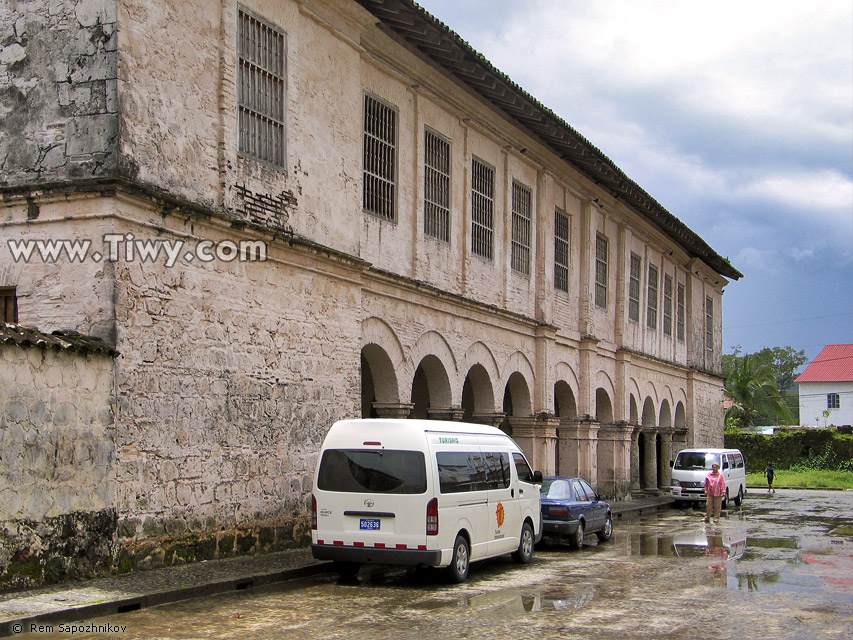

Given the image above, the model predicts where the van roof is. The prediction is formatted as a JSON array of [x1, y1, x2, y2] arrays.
[[676, 448, 741, 454], [331, 418, 510, 437]]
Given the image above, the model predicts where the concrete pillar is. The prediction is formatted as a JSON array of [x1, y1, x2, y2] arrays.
[[597, 421, 633, 499], [508, 415, 557, 474], [630, 425, 642, 492], [641, 428, 659, 493], [658, 427, 675, 490], [557, 416, 599, 480]]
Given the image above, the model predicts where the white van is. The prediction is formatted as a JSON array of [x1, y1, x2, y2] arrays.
[[670, 448, 747, 507], [311, 419, 543, 582]]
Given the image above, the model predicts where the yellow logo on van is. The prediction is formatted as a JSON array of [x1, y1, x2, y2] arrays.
[[495, 502, 505, 527]]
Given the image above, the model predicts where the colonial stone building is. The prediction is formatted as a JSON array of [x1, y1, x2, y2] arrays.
[[0, 0, 740, 587]]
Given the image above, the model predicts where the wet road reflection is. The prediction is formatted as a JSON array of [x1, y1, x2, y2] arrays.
[[15, 490, 853, 640]]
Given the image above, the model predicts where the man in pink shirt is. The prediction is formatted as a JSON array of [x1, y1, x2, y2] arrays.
[[703, 461, 726, 523]]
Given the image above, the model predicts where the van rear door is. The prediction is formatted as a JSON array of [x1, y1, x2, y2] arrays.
[[315, 448, 429, 550]]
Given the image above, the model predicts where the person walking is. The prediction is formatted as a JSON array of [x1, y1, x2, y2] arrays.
[[703, 462, 726, 523], [765, 464, 776, 493]]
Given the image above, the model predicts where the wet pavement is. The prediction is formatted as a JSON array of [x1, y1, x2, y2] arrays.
[[4, 490, 851, 639]]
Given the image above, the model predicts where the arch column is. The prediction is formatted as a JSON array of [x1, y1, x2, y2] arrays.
[[597, 421, 633, 499], [641, 428, 659, 493], [658, 427, 675, 490], [557, 416, 599, 480], [630, 425, 642, 492], [428, 407, 465, 421], [372, 402, 414, 419]]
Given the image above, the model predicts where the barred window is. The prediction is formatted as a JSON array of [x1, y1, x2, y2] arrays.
[[424, 129, 450, 241], [238, 8, 286, 168], [363, 94, 397, 220], [595, 235, 608, 309], [0, 286, 17, 323], [554, 209, 570, 293], [663, 275, 673, 337], [827, 393, 840, 409], [647, 265, 658, 329], [471, 158, 494, 259], [705, 295, 714, 355], [677, 283, 686, 342], [511, 181, 532, 276], [628, 253, 641, 322]]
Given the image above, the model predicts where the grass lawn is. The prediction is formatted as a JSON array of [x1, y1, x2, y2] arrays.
[[746, 469, 853, 490]]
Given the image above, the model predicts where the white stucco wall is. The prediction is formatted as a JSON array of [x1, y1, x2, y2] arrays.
[[799, 381, 853, 427]]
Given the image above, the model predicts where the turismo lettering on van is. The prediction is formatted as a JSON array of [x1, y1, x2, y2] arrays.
[[438, 437, 459, 444]]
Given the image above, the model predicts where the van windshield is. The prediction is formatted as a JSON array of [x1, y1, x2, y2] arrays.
[[317, 449, 427, 494], [674, 452, 721, 470]]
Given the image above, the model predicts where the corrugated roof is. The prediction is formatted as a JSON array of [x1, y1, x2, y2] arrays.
[[0, 322, 117, 356], [795, 344, 853, 383], [354, 0, 742, 281]]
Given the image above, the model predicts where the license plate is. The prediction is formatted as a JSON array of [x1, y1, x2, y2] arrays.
[[360, 518, 381, 531]]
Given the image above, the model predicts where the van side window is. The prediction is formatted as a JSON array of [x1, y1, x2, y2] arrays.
[[735, 454, 744, 468], [483, 452, 511, 489], [437, 452, 488, 493], [512, 452, 534, 483]]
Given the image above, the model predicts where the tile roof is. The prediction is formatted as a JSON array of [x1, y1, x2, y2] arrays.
[[795, 344, 853, 383], [0, 322, 117, 356], [354, 0, 742, 281]]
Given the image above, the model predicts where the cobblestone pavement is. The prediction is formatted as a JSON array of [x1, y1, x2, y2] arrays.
[[0, 495, 675, 637]]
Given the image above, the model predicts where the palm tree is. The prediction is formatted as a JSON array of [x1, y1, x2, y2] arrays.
[[725, 355, 794, 427]]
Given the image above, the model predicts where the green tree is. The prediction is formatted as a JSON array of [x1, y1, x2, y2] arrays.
[[724, 345, 806, 424], [725, 354, 794, 427]]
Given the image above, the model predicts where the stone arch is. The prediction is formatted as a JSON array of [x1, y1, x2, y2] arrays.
[[554, 362, 579, 419], [503, 371, 532, 418], [629, 395, 639, 424], [361, 318, 405, 417], [674, 401, 687, 429], [462, 364, 496, 421], [596, 388, 614, 423], [641, 397, 657, 426], [408, 330, 458, 411], [659, 399, 672, 428]]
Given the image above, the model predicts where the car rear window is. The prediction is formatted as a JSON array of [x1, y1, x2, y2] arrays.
[[317, 449, 427, 494]]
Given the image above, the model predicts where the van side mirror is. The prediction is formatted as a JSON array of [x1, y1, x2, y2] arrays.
[[669, 460, 674, 467], [532, 470, 543, 484]]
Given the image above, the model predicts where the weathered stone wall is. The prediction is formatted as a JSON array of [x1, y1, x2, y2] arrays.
[[0, 0, 119, 186], [0, 340, 115, 590]]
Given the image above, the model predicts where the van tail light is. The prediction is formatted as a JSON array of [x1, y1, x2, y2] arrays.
[[311, 494, 317, 530], [426, 497, 439, 536]]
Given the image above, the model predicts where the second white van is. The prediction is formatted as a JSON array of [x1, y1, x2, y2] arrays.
[[311, 419, 543, 582], [670, 448, 747, 508]]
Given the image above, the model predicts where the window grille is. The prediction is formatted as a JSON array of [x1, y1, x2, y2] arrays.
[[0, 287, 17, 323], [647, 265, 659, 329], [628, 253, 641, 322], [238, 8, 286, 168], [511, 181, 531, 275], [363, 94, 397, 220], [663, 274, 673, 337], [595, 235, 608, 309], [827, 393, 840, 409], [554, 209, 570, 293], [424, 129, 450, 241], [677, 283, 685, 342], [471, 158, 494, 259], [705, 295, 714, 355]]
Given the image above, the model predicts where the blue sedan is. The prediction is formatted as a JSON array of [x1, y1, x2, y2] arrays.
[[540, 476, 613, 549]]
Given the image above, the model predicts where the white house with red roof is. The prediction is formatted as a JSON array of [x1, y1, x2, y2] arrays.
[[795, 344, 853, 427]]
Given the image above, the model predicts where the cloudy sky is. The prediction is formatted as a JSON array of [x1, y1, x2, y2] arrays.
[[417, 0, 853, 365]]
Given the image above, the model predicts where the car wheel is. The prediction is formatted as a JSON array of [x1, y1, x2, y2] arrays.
[[734, 486, 743, 506], [447, 534, 470, 583], [512, 522, 535, 564], [569, 522, 584, 550], [596, 514, 613, 542], [332, 561, 360, 579]]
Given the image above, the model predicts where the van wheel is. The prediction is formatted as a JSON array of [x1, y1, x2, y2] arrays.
[[569, 522, 584, 550], [722, 489, 729, 509], [734, 486, 743, 506], [447, 534, 470, 583], [596, 514, 613, 542], [512, 522, 535, 564]]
